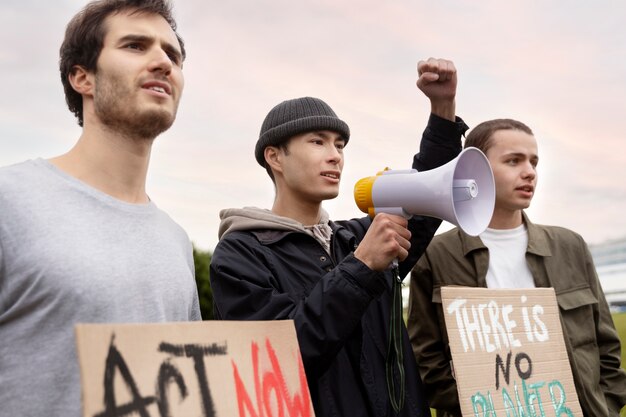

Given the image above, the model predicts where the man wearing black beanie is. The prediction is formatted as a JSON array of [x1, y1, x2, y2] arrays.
[[210, 58, 468, 417]]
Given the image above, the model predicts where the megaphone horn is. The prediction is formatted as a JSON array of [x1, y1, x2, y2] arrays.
[[353, 147, 495, 236]]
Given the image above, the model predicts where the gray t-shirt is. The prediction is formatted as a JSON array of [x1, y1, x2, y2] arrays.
[[0, 159, 201, 416]]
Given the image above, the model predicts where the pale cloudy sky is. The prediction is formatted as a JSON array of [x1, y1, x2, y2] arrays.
[[1, 0, 625, 251]]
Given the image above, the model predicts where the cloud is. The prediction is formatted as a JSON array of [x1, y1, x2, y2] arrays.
[[1, 1, 625, 250]]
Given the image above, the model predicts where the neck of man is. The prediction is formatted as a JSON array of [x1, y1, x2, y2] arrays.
[[487, 207, 524, 230], [271, 193, 323, 226], [50, 122, 153, 204]]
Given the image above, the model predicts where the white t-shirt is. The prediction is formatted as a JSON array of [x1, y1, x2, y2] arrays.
[[480, 224, 536, 289]]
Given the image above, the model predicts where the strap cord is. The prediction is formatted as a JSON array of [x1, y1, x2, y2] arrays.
[[386, 265, 405, 414]]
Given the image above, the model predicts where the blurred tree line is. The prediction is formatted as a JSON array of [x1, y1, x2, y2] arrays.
[[193, 246, 214, 320]]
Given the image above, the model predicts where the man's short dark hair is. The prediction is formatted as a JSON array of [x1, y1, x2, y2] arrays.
[[59, 0, 185, 127], [464, 119, 534, 154]]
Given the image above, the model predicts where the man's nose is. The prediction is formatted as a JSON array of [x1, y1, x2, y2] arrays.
[[521, 161, 536, 179], [148, 47, 173, 75], [327, 146, 342, 164]]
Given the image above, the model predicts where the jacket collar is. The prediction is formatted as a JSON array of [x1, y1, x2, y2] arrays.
[[458, 230, 486, 256], [251, 229, 294, 245], [251, 220, 349, 245], [524, 212, 552, 257], [457, 211, 552, 257]]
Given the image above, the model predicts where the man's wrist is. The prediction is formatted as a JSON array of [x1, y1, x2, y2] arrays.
[[430, 99, 456, 122]]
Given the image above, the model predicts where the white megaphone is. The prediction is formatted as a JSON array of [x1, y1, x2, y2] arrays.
[[354, 147, 495, 236]]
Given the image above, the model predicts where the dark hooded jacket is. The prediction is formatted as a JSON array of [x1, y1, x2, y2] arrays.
[[210, 114, 468, 417]]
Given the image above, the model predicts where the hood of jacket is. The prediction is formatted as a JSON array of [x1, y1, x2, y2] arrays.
[[218, 206, 331, 240]]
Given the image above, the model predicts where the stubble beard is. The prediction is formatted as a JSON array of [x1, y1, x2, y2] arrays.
[[94, 72, 177, 141]]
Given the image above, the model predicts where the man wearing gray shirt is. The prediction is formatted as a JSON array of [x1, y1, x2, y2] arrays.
[[0, 1, 200, 415]]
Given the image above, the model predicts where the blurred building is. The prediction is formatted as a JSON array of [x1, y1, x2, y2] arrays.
[[590, 237, 626, 312]]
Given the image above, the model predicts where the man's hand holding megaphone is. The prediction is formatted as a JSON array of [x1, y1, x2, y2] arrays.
[[353, 213, 412, 271]]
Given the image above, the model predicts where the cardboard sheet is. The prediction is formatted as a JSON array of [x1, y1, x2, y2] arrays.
[[441, 287, 582, 416], [75, 320, 314, 417]]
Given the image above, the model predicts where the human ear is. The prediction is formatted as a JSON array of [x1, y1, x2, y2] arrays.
[[264, 146, 283, 174], [68, 65, 94, 96]]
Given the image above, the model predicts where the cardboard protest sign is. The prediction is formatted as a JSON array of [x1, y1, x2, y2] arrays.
[[441, 287, 583, 417], [75, 320, 314, 417]]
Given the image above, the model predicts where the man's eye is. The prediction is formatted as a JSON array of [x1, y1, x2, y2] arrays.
[[166, 52, 180, 65], [125, 43, 142, 50]]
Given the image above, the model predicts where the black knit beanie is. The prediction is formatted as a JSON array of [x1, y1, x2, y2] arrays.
[[255, 97, 350, 166]]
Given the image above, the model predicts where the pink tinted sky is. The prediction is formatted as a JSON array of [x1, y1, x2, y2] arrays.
[[1, 0, 625, 251]]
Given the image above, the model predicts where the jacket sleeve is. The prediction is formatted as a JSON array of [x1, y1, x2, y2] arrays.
[[400, 113, 468, 278], [583, 242, 626, 413], [210, 233, 388, 374], [412, 113, 467, 172], [407, 252, 462, 416]]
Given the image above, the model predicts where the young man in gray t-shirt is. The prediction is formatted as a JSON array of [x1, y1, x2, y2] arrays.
[[0, 1, 200, 415]]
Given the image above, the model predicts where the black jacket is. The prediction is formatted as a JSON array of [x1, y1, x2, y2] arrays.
[[210, 114, 467, 417]]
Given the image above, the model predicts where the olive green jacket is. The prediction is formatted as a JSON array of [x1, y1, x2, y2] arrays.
[[408, 213, 626, 417]]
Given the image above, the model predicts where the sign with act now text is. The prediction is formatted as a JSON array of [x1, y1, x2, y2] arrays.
[[75, 320, 314, 417]]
